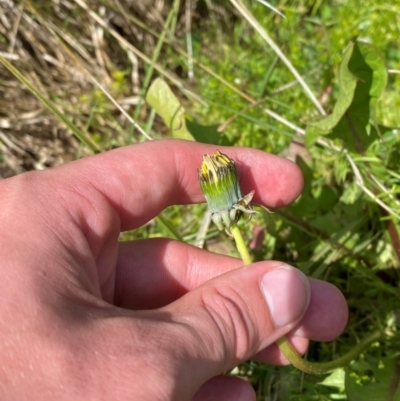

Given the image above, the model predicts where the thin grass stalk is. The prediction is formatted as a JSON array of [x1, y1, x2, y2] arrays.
[[23, 0, 153, 142], [72, 0, 205, 105], [0, 54, 99, 153], [131, 0, 181, 140], [230, 0, 327, 116]]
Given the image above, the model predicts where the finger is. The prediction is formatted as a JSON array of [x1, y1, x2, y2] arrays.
[[97, 262, 309, 398], [252, 279, 348, 365], [98, 261, 345, 398], [115, 240, 348, 341], [192, 376, 256, 401], [47, 139, 303, 231], [114, 238, 242, 309], [292, 278, 348, 341], [115, 239, 348, 365], [154, 261, 311, 385]]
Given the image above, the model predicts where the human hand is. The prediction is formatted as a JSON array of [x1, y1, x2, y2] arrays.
[[0, 139, 348, 401]]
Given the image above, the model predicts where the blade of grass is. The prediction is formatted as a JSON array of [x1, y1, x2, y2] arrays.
[[155, 215, 184, 242], [345, 151, 400, 220], [230, 0, 327, 116], [0, 54, 99, 153], [185, 0, 194, 81], [255, 0, 285, 18], [73, 0, 205, 106], [99, 0, 310, 134], [23, 0, 153, 142], [194, 209, 212, 248], [275, 209, 374, 268], [131, 0, 181, 140]]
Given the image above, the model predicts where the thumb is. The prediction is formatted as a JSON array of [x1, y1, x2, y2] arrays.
[[164, 262, 310, 390]]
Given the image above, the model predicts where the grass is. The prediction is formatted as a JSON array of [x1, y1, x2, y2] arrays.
[[1, 0, 400, 399]]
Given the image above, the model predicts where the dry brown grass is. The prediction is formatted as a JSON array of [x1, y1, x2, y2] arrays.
[[0, 0, 214, 177]]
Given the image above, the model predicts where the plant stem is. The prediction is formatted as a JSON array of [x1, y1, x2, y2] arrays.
[[231, 224, 252, 265], [230, 222, 383, 374], [276, 330, 382, 374]]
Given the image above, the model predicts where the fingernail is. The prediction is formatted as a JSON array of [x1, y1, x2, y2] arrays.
[[260, 265, 310, 328]]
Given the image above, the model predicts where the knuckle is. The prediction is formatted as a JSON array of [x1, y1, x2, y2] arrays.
[[199, 286, 260, 361]]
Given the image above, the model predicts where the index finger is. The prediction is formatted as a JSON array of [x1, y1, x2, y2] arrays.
[[53, 139, 303, 231]]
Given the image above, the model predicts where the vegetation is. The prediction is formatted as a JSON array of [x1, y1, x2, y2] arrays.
[[1, 0, 400, 399]]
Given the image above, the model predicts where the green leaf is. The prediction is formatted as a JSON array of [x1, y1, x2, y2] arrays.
[[305, 41, 387, 153], [185, 119, 231, 146], [359, 42, 387, 124], [146, 78, 193, 140], [346, 357, 400, 401], [146, 79, 231, 145], [320, 368, 346, 390], [340, 182, 362, 205], [305, 43, 357, 147], [289, 156, 325, 218]]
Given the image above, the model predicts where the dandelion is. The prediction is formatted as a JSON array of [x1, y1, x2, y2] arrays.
[[198, 150, 255, 232]]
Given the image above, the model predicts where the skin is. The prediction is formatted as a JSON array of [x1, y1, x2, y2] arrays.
[[0, 139, 348, 401]]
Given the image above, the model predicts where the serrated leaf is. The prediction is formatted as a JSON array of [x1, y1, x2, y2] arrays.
[[358, 42, 387, 123], [146, 78, 193, 140], [305, 41, 387, 152], [305, 43, 356, 147]]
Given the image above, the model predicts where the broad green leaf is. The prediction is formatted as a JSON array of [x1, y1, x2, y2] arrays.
[[146, 78, 193, 140], [314, 186, 339, 213], [320, 368, 345, 390], [358, 41, 387, 124], [305, 43, 356, 147], [346, 357, 400, 401], [146, 79, 230, 145], [185, 119, 231, 146], [305, 41, 387, 152], [310, 211, 342, 235]]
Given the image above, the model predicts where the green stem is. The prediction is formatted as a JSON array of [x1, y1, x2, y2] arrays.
[[276, 330, 383, 374], [230, 223, 383, 374], [231, 224, 252, 265]]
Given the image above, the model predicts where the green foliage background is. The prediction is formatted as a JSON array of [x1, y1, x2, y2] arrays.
[[1, 0, 400, 399]]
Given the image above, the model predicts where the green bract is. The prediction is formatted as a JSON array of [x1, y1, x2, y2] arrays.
[[198, 150, 255, 232]]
